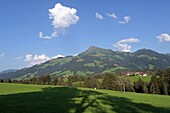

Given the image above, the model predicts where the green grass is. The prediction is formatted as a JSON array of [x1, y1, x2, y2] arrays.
[[84, 63, 95, 67], [0, 83, 170, 113], [76, 71, 86, 76], [126, 76, 151, 84]]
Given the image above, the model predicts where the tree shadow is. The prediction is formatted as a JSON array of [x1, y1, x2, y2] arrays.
[[0, 86, 169, 113]]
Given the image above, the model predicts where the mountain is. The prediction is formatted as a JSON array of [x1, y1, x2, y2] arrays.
[[0, 69, 18, 74], [166, 53, 170, 56], [0, 46, 170, 79]]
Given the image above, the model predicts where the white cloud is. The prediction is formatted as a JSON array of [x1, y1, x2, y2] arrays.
[[115, 43, 131, 52], [73, 54, 78, 56], [25, 54, 50, 65], [24, 54, 33, 62], [51, 31, 58, 37], [119, 16, 131, 24], [118, 38, 139, 43], [114, 38, 140, 52], [25, 53, 65, 66], [106, 13, 117, 19], [40, 3, 79, 39], [95, 12, 103, 20], [157, 33, 170, 42], [39, 32, 52, 39], [49, 3, 79, 28], [124, 16, 131, 23], [39, 32, 43, 38], [33, 54, 50, 61], [51, 54, 65, 59]]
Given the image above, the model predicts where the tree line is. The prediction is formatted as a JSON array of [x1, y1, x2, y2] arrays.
[[134, 69, 170, 95], [0, 69, 170, 95], [0, 73, 134, 92]]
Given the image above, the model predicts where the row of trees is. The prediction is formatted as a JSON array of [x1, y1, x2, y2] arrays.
[[0, 73, 134, 92], [1, 69, 170, 95], [134, 69, 170, 95], [0, 75, 87, 86]]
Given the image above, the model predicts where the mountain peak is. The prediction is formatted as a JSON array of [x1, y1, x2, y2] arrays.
[[87, 46, 101, 52], [79, 46, 111, 57], [134, 48, 159, 54], [85, 46, 112, 54], [133, 48, 163, 58]]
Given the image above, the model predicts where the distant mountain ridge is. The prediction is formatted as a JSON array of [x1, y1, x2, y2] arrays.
[[0, 46, 170, 79], [0, 69, 18, 74]]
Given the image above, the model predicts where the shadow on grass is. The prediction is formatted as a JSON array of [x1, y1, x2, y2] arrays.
[[0, 87, 169, 113]]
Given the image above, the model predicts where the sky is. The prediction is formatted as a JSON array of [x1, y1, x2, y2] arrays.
[[0, 0, 170, 71]]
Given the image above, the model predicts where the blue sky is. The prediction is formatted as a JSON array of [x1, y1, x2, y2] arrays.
[[0, 0, 170, 71]]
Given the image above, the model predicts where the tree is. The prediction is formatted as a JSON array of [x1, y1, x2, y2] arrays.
[[84, 76, 99, 88], [45, 75, 51, 85], [148, 75, 160, 94], [7, 79, 12, 83], [67, 76, 73, 86], [53, 77, 59, 86], [101, 73, 122, 91], [121, 78, 134, 92], [0, 79, 3, 83], [134, 78, 148, 93], [37, 75, 51, 85], [29, 77, 37, 84], [158, 76, 166, 95], [58, 77, 64, 85]]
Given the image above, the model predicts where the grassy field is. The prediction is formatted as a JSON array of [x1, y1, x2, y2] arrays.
[[126, 76, 151, 84], [0, 83, 170, 113]]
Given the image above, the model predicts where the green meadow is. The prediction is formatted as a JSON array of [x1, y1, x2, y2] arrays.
[[126, 76, 151, 84], [0, 83, 170, 113]]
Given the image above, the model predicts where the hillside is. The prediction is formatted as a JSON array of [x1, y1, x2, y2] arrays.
[[0, 46, 170, 79]]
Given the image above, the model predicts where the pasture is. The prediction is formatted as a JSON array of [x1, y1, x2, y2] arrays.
[[0, 83, 170, 113]]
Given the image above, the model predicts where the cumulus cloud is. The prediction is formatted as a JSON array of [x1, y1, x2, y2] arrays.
[[157, 33, 170, 42], [33, 54, 50, 61], [95, 12, 103, 20], [114, 38, 140, 52], [25, 54, 50, 65], [106, 13, 117, 19], [0, 53, 5, 58], [25, 54, 33, 62], [51, 54, 65, 59], [40, 3, 79, 39], [25, 53, 65, 66], [49, 3, 79, 28], [119, 16, 131, 24]]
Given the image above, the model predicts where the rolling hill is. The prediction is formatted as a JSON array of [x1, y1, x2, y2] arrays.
[[0, 46, 170, 79]]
